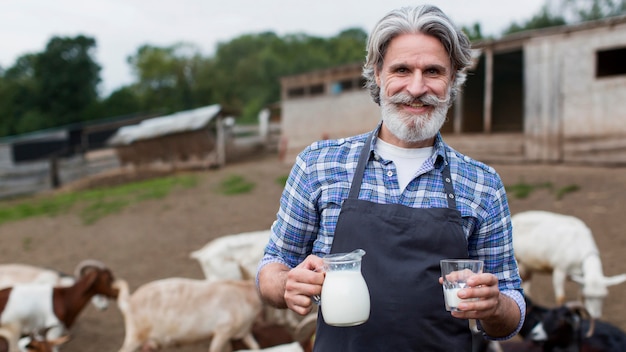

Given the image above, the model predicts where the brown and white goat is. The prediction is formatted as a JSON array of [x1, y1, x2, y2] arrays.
[[0, 262, 118, 352], [114, 277, 263, 352], [0, 261, 111, 310]]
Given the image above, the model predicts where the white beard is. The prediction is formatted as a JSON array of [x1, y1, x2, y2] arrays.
[[380, 88, 451, 143]]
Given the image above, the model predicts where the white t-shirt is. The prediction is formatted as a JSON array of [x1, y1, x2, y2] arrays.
[[375, 137, 433, 192]]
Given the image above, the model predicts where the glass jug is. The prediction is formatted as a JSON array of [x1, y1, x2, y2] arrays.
[[320, 248, 370, 326]]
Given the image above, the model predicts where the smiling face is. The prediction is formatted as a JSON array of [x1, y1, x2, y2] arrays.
[[375, 33, 454, 148]]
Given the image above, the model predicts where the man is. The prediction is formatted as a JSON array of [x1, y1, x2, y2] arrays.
[[257, 4, 524, 351]]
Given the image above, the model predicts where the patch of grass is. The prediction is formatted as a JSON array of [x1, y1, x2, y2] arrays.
[[276, 174, 289, 186], [505, 181, 553, 199], [505, 180, 581, 200], [218, 175, 255, 195], [555, 184, 580, 200], [22, 237, 32, 251], [80, 198, 131, 225], [0, 174, 198, 226]]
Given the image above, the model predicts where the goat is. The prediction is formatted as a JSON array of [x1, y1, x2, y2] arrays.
[[0, 262, 118, 352], [189, 230, 271, 282], [0, 261, 110, 310], [114, 277, 263, 352], [511, 210, 626, 318], [190, 230, 315, 330], [232, 313, 316, 352]]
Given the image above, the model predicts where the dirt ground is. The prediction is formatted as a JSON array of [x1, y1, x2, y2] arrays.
[[2, 151, 626, 351]]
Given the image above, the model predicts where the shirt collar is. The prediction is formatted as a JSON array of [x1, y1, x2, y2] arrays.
[[369, 122, 448, 168]]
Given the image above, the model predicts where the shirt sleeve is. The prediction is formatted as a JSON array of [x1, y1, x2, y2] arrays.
[[258, 147, 320, 274], [476, 289, 526, 340], [468, 171, 525, 339]]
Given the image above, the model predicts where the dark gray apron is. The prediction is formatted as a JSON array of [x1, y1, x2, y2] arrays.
[[314, 131, 473, 351]]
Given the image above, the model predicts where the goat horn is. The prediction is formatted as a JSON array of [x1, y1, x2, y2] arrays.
[[74, 259, 107, 278], [564, 301, 595, 338]]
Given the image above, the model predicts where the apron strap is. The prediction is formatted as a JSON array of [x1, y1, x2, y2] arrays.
[[348, 131, 375, 199], [441, 162, 457, 209]]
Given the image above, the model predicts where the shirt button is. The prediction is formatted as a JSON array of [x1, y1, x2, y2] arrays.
[[387, 171, 393, 177]]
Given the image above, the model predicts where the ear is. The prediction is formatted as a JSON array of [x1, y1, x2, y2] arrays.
[[375, 67, 381, 88], [604, 274, 626, 287]]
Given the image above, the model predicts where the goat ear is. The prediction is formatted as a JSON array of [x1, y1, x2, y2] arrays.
[[604, 274, 626, 287], [571, 274, 585, 285]]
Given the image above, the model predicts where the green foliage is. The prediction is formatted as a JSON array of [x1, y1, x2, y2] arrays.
[[505, 180, 580, 200], [555, 184, 580, 200], [0, 174, 198, 226], [503, 0, 626, 35], [462, 23, 488, 42], [506, 181, 553, 199], [217, 175, 255, 195], [36, 36, 101, 125], [0, 36, 101, 136], [276, 175, 289, 186], [503, 5, 567, 35]]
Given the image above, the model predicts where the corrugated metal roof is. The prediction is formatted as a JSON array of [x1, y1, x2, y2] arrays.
[[107, 104, 221, 146]]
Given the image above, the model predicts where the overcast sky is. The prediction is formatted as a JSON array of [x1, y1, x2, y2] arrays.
[[2, 0, 546, 96]]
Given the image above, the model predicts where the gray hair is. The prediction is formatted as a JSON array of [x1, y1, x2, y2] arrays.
[[363, 5, 473, 105]]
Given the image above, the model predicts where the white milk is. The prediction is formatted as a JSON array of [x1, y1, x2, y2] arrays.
[[444, 287, 463, 310], [321, 270, 370, 326]]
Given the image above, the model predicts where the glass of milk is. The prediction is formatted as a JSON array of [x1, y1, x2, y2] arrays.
[[320, 249, 370, 326], [440, 259, 484, 312]]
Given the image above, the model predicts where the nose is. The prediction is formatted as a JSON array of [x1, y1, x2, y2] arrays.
[[406, 71, 428, 97]]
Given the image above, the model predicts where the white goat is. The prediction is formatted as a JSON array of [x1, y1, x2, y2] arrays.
[[0, 262, 118, 352], [512, 210, 626, 318], [189, 230, 271, 282], [114, 277, 263, 352], [190, 230, 315, 330]]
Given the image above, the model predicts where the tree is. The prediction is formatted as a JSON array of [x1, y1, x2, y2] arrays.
[[503, 5, 566, 35], [462, 23, 487, 42], [503, 0, 626, 35], [127, 43, 206, 113], [35, 35, 101, 125], [559, 0, 626, 21], [0, 54, 43, 135]]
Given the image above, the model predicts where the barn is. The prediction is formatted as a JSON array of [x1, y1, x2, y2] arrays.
[[278, 15, 626, 165], [107, 104, 230, 169]]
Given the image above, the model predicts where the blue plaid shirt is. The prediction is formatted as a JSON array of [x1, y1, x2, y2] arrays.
[[260, 125, 525, 339]]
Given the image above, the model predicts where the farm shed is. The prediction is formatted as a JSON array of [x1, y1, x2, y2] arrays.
[[279, 15, 626, 166], [107, 104, 232, 168]]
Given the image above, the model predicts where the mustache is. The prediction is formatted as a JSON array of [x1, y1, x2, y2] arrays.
[[387, 92, 449, 106]]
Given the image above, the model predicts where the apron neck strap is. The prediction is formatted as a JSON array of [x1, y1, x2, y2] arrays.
[[348, 131, 375, 199]]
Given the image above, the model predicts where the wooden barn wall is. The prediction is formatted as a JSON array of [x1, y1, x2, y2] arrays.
[[115, 128, 216, 168], [525, 22, 626, 165]]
